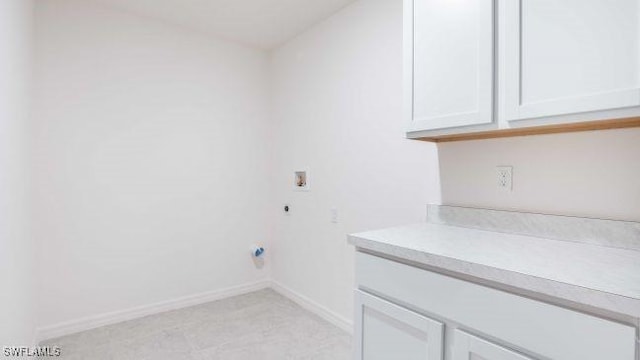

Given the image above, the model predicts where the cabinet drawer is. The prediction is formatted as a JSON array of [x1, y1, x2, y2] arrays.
[[356, 252, 636, 360]]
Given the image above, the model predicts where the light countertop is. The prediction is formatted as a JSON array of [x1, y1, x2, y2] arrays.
[[348, 222, 640, 320]]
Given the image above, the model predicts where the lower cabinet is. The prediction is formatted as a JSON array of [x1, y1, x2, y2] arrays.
[[354, 252, 637, 360], [453, 330, 533, 360], [355, 290, 444, 360], [354, 290, 532, 360]]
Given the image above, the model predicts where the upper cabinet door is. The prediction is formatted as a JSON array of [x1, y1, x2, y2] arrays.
[[355, 290, 444, 360], [453, 330, 534, 360], [501, 0, 640, 122], [406, 0, 495, 133]]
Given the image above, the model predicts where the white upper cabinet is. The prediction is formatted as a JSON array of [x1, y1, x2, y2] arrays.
[[405, 0, 495, 133], [501, 0, 640, 122], [406, 0, 640, 139]]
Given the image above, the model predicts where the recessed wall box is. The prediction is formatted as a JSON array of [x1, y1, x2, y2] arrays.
[[294, 170, 310, 191]]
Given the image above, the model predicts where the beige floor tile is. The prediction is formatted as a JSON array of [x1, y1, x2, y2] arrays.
[[41, 289, 352, 360]]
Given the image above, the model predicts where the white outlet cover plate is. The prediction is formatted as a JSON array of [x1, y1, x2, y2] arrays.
[[496, 166, 513, 191], [330, 207, 338, 223]]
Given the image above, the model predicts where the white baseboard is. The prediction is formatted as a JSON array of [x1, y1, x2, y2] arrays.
[[36, 279, 354, 343], [270, 280, 353, 334], [36, 280, 270, 343]]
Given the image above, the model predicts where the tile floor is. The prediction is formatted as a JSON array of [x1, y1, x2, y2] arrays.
[[41, 289, 352, 359]]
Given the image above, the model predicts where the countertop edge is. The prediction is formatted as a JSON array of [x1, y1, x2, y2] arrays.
[[348, 234, 640, 321]]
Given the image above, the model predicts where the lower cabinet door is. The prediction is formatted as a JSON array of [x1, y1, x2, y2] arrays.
[[453, 330, 534, 360], [355, 290, 444, 360]]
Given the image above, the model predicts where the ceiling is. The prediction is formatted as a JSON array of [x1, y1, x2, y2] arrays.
[[89, 0, 357, 49]]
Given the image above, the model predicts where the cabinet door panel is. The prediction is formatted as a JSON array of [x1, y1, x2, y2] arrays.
[[502, 0, 640, 121], [453, 330, 534, 360], [408, 0, 494, 131], [355, 290, 444, 360], [356, 252, 637, 360]]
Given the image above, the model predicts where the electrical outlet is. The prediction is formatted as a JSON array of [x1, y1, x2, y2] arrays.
[[496, 166, 513, 191], [330, 207, 338, 223]]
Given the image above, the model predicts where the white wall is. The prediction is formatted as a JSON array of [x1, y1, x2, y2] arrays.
[[270, 0, 440, 325], [33, 0, 272, 329], [439, 128, 640, 222], [0, 0, 37, 345]]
